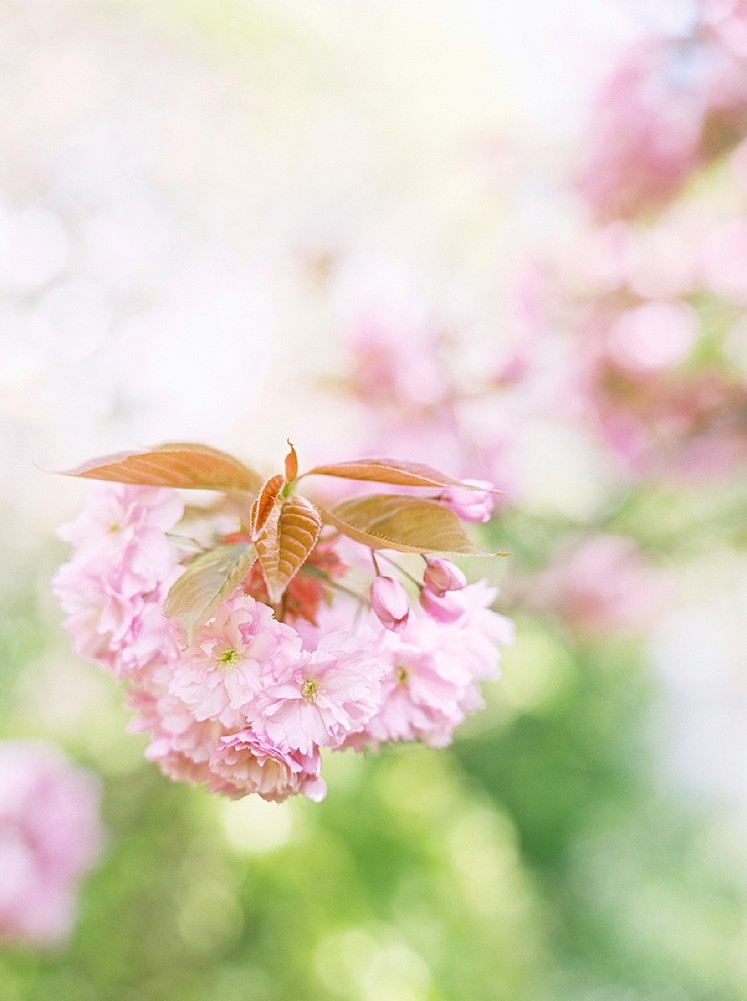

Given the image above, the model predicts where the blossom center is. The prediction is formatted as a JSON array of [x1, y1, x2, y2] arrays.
[[216, 648, 239, 668], [396, 665, 409, 685], [301, 678, 318, 703]]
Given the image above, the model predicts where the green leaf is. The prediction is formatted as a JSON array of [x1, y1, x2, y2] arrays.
[[256, 496, 322, 603], [322, 494, 503, 556], [303, 457, 500, 492], [61, 442, 263, 493], [164, 543, 257, 644]]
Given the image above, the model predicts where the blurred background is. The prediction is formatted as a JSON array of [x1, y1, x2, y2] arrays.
[[2, 0, 747, 998]]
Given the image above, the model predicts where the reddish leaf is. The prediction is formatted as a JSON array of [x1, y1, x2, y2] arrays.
[[322, 494, 503, 556], [164, 543, 257, 643], [256, 496, 322, 603], [284, 440, 299, 482], [62, 443, 263, 493], [250, 474, 285, 539], [303, 457, 500, 492]]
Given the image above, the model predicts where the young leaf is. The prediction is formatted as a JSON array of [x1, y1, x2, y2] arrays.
[[62, 443, 263, 493], [250, 474, 285, 538], [256, 496, 322, 603], [303, 457, 500, 492], [284, 440, 299, 482], [322, 494, 503, 556], [164, 543, 257, 644]]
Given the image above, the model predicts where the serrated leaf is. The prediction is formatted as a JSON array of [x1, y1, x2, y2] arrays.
[[250, 474, 285, 538], [62, 443, 263, 493], [256, 496, 322, 603], [322, 494, 501, 556], [303, 457, 500, 492], [164, 543, 257, 644]]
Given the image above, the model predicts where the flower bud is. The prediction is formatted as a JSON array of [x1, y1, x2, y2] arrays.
[[440, 479, 495, 523], [370, 576, 410, 631], [423, 558, 467, 597], [419, 586, 464, 624]]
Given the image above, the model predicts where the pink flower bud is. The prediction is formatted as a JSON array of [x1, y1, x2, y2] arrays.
[[423, 558, 467, 597], [370, 576, 410, 631], [440, 480, 495, 523], [419, 587, 464, 624]]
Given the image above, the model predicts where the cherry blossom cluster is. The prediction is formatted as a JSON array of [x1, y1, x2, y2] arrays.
[[0, 741, 103, 946], [54, 482, 513, 804]]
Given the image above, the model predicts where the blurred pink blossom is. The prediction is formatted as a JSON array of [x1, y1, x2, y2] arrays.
[[576, 42, 702, 221], [0, 741, 103, 947], [535, 534, 667, 636]]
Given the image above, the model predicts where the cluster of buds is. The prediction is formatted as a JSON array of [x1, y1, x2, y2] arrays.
[[54, 443, 512, 803]]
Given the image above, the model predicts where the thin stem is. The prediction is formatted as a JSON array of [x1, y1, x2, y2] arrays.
[[376, 550, 422, 588]]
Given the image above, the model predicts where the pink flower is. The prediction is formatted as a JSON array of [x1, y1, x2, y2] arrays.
[[53, 484, 184, 681], [249, 632, 384, 754], [127, 682, 226, 788], [168, 593, 301, 727], [210, 731, 326, 802], [439, 480, 495, 522], [419, 587, 464, 624], [352, 585, 513, 749], [536, 534, 666, 636], [423, 558, 466, 597], [0, 741, 103, 947], [58, 484, 183, 581], [53, 558, 181, 680], [370, 576, 410, 631]]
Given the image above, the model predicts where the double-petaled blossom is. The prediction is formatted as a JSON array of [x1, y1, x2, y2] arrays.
[[168, 593, 301, 727], [249, 632, 384, 754], [53, 485, 184, 681], [55, 481, 512, 803], [210, 731, 326, 802]]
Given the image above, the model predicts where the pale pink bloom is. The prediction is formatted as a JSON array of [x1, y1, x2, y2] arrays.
[[423, 558, 467, 597], [169, 592, 301, 727], [54, 484, 184, 681], [440, 479, 495, 522], [58, 484, 183, 581], [0, 741, 103, 947], [370, 575, 410, 631], [353, 586, 512, 749], [359, 616, 470, 748], [53, 558, 180, 680], [210, 731, 326, 802], [249, 632, 384, 754], [419, 587, 464, 624], [437, 581, 515, 682]]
